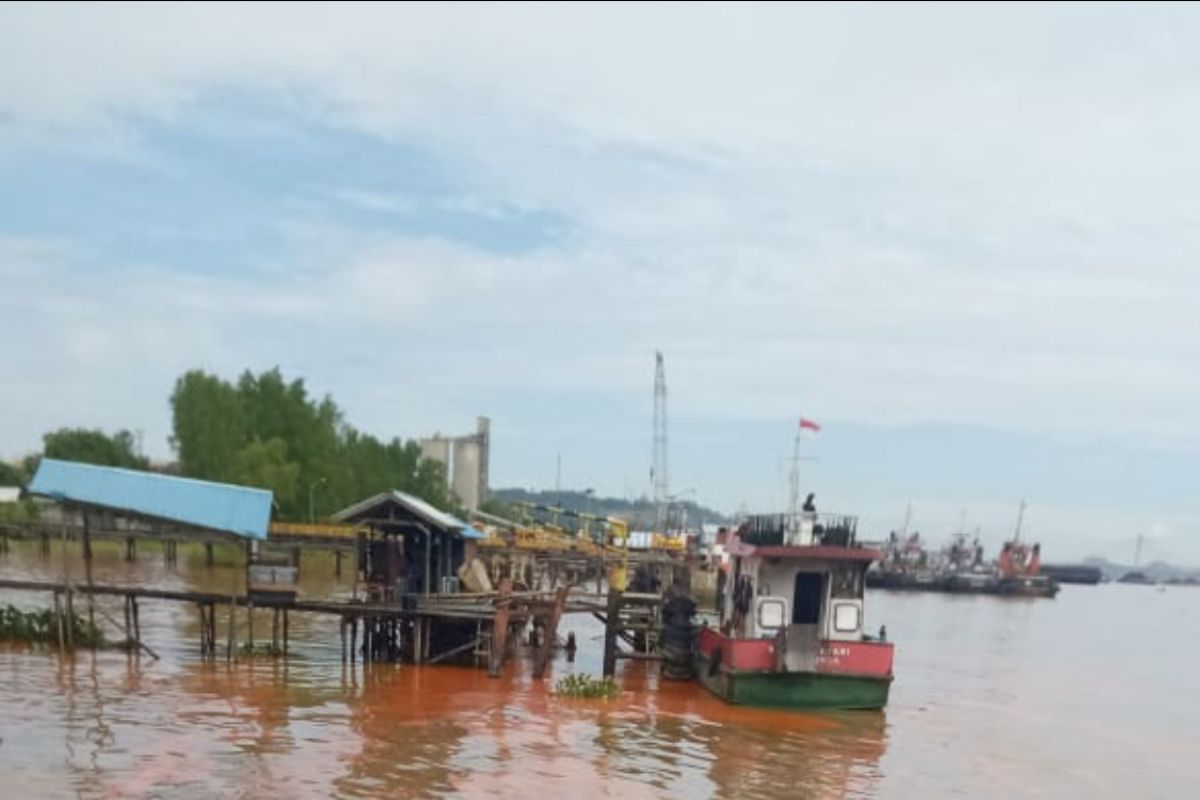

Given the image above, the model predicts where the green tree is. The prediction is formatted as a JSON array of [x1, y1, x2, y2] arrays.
[[170, 371, 246, 480], [0, 460, 25, 486], [228, 438, 300, 513], [168, 366, 452, 519], [42, 428, 148, 469]]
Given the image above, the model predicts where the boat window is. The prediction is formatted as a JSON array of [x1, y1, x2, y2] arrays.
[[831, 565, 863, 599], [833, 602, 861, 633], [757, 598, 787, 630]]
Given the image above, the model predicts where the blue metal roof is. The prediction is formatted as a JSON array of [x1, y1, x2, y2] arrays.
[[28, 459, 273, 540]]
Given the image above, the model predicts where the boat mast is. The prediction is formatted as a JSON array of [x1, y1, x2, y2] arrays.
[[1013, 499, 1026, 543], [787, 423, 802, 535], [1134, 532, 1144, 567]]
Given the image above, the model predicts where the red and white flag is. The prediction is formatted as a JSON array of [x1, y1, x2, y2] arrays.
[[799, 417, 821, 432]]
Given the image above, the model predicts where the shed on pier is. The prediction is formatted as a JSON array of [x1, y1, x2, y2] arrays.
[[332, 490, 483, 601], [27, 458, 273, 540]]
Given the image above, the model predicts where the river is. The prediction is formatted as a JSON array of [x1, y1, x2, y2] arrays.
[[1, 540, 1197, 799]]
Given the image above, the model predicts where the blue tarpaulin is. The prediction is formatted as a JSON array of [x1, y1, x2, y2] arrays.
[[28, 458, 273, 540]]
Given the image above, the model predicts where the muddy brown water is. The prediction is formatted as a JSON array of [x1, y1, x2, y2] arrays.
[[1, 540, 1197, 798]]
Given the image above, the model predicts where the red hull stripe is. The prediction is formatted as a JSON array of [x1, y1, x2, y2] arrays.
[[697, 627, 894, 678]]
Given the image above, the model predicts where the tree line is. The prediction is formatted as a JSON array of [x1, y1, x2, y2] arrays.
[[2, 368, 450, 521]]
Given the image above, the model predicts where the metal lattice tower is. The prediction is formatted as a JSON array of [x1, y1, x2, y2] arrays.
[[651, 350, 669, 529]]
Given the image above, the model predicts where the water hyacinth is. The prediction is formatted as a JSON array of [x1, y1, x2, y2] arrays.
[[554, 673, 619, 699], [0, 604, 105, 648]]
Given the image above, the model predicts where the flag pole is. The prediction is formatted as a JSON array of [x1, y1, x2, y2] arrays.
[[787, 420, 802, 538]]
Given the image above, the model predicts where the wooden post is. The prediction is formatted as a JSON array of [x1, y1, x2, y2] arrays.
[[488, 578, 513, 678], [282, 609, 289, 657], [603, 588, 621, 677], [533, 586, 568, 679], [272, 608, 280, 655], [124, 595, 133, 650], [54, 591, 65, 652], [340, 616, 347, 663], [125, 537, 136, 562], [350, 616, 358, 665], [334, 549, 343, 578], [205, 542, 214, 568], [199, 603, 208, 658], [226, 602, 236, 664], [247, 604, 254, 653], [82, 512, 95, 641]]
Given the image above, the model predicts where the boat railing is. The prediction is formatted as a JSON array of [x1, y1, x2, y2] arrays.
[[739, 513, 859, 547]]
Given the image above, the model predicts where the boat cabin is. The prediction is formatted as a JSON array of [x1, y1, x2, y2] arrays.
[[726, 514, 872, 635]]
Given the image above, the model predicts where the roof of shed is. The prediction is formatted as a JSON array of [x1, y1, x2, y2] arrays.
[[27, 458, 273, 540], [332, 490, 483, 539]]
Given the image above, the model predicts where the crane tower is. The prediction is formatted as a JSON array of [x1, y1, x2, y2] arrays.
[[651, 350, 669, 529]]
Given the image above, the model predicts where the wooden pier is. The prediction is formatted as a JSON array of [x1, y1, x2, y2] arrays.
[[0, 575, 610, 671]]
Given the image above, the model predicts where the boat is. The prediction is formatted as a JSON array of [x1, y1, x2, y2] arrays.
[[1040, 564, 1103, 585], [1116, 535, 1156, 585], [695, 509, 894, 711], [866, 503, 1059, 598]]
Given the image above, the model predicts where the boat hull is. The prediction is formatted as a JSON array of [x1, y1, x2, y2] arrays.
[[694, 654, 891, 711], [867, 570, 1059, 598]]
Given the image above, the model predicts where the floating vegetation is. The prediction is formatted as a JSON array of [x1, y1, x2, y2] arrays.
[[554, 673, 619, 699], [239, 642, 284, 657], [0, 604, 105, 648]]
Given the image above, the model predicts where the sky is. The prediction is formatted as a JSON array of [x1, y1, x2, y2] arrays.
[[2, 2, 1199, 563]]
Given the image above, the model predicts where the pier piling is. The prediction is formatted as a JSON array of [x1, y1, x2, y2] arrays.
[[603, 589, 621, 677], [488, 579, 513, 678]]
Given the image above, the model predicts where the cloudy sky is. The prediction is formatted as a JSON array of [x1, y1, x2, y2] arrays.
[[2, 3, 1198, 562]]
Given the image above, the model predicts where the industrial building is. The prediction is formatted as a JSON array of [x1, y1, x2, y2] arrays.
[[419, 417, 490, 511]]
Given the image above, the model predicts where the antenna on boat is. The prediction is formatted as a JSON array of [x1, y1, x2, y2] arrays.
[[1013, 499, 1026, 542], [901, 503, 913, 536]]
